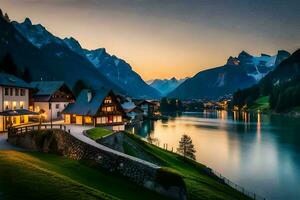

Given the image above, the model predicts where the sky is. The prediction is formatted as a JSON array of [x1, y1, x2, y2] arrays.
[[1, 0, 299, 80]]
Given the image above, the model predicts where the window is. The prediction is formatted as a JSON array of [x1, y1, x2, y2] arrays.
[[84, 116, 93, 124], [97, 117, 107, 124], [4, 88, 9, 96], [12, 101, 17, 110], [113, 115, 123, 123], [20, 89, 25, 96], [20, 101, 24, 109], [102, 106, 116, 112], [15, 88, 19, 96], [56, 104, 60, 109], [9, 88, 13, 96], [4, 101, 9, 110], [104, 96, 112, 104], [20, 116, 25, 123]]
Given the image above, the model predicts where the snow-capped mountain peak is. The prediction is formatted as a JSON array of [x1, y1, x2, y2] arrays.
[[148, 77, 188, 96]]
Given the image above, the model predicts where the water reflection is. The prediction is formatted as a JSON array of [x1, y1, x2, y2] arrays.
[[127, 111, 300, 200]]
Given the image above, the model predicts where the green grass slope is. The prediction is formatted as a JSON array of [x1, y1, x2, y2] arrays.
[[86, 127, 112, 140], [248, 96, 270, 112], [122, 133, 250, 200], [0, 150, 168, 200]]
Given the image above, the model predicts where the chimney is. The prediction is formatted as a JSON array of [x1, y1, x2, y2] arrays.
[[87, 90, 92, 102]]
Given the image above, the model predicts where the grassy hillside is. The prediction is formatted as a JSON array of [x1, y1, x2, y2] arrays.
[[0, 150, 168, 200], [248, 96, 270, 112], [86, 127, 112, 140], [116, 132, 250, 200]]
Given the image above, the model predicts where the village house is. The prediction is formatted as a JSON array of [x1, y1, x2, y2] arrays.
[[134, 100, 156, 117], [62, 88, 126, 131], [121, 100, 144, 124], [0, 72, 37, 132], [30, 81, 75, 121]]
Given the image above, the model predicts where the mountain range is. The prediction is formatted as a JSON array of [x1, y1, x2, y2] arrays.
[[0, 13, 126, 95], [232, 49, 300, 112], [168, 50, 290, 100], [8, 16, 160, 98], [0, 11, 293, 101], [146, 77, 188, 96]]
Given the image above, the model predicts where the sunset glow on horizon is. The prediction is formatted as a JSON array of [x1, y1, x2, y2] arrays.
[[1, 0, 299, 80]]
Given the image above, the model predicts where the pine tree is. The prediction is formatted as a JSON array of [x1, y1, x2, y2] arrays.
[[0, 53, 18, 76], [22, 67, 32, 82], [177, 134, 196, 160], [73, 79, 89, 97]]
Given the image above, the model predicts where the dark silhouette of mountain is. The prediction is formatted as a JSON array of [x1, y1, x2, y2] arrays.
[[0, 13, 124, 94], [13, 17, 160, 99], [168, 64, 256, 100], [168, 50, 289, 100]]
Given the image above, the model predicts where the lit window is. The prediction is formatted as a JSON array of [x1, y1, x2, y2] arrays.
[[20, 116, 25, 123], [12, 101, 17, 110], [35, 106, 40, 112], [4, 101, 9, 110], [104, 96, 112, 104], [20, 101, 24, 109], [97, 117, 107, 124], [113, 115, 123, 123]]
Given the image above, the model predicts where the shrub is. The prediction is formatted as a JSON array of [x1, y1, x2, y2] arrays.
[[155, 167, 186, 189]]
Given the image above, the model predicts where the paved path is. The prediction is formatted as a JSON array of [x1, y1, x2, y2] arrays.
[[0, 133, 24, 151], [66, 125, 159, 168]]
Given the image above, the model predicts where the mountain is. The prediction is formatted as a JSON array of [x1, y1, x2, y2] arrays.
[[13, 18, 160, 99], [0, 14, 124, 95], [147, 77, 188, 96], [232, 49, 300, 112], [168, 51, 289, 100]]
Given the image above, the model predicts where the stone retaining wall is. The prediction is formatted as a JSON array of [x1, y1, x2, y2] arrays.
[[8, 129, 187, 200]]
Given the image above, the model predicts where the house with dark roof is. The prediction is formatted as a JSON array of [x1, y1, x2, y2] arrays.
[[30, 81, 75, 121], [121, 101, 143, 124], [63, 88, 126, 131], [0, 72, 38, 131], [134, 100, 156, 117]]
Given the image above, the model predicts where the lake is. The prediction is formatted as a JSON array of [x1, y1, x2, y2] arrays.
[[127, 111, 300, 200]]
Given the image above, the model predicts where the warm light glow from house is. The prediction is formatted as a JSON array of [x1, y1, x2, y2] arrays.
[[12, 101, 17, 110], [20, 101, 24, 109], [4, 101, 9, 110]]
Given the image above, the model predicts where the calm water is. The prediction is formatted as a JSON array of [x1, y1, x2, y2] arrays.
[[128, 111, 300, 200]]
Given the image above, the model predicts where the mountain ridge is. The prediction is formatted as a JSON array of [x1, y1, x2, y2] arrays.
[[13, 18, 160, 99], [168, 50, 290, 100], [0, 13, 125, 95], [147, 77, 188, 96]]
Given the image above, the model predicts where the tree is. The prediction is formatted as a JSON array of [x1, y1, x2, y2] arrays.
[[0, 53, 18, 76], [160, 97, 169, 112], [22, 67, 32, 82], [72, 79, 89, 97], [177, 134, 196, 160]]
